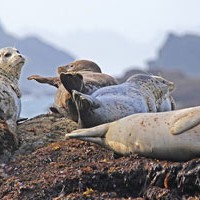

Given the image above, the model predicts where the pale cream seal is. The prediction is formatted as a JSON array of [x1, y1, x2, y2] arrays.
[[66, 106, 200, 161]]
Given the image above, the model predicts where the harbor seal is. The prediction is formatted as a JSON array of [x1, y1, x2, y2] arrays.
[[0, 47, 25, 145], [65, 106, 200, 161], [28, 60, 118, 118], [71, 74, 175, 128]]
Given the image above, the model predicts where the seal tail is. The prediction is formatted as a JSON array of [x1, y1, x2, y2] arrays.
[[60, 73, 84, 95], [72, 90, 99, 111], [170, 106, 200, 135], [65, 123, 110, 147]]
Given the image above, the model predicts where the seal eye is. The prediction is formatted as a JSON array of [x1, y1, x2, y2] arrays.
[[162, 80, 166, 84], [4, 52, 12, 57], [16, 50, 20, 54]]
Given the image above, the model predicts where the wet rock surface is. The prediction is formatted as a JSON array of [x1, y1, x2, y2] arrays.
[[0, 113, 199, 199], [0, 120, 17, 164]]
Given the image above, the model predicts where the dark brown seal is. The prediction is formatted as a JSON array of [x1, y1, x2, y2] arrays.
[[27, 60, 118, 118]]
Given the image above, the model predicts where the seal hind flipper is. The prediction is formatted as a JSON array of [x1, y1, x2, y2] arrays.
[[72, 90, 99, 111], [60, 73, 84, 94], [170, 107, 200, 135], [65, 123, 109, 147], [49, 106, 60, 114], [27, 75, 59, 88]]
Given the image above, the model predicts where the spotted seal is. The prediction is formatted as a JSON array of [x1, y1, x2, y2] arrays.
[[71, 74, 175, 128], [0, 47, 25, 145], [66, 106, 200, 161]]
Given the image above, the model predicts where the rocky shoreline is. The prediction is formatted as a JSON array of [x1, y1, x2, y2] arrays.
[[0, 113, 199, 199]]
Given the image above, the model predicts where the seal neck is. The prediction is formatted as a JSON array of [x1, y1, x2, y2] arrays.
[[0, 71, 21, 97]]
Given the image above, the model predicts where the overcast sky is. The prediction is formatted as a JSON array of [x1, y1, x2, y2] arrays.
[[0, 0, 200, 74]]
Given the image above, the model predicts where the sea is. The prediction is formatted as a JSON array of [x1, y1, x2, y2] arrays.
[[21, 94, 54, 118]]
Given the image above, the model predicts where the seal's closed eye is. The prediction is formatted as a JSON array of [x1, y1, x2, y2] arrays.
[[4, 52, 12, 57]]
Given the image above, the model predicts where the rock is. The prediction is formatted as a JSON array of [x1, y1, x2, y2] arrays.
[[0, 119, 17, 164], [15, 113, 78, 156], [0, 113, 199, 199]]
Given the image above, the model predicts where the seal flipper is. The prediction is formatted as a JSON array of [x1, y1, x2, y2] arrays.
[[170, 107, 200, 135], [72, 90, 99, 111], [65, 123, 110, 148], [60, 73, 84, 95], [169, 95, 176, 110], [27, 75, 59, 88]]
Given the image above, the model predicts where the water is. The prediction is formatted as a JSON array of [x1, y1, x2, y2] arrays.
[[21, 95, 54, 118]]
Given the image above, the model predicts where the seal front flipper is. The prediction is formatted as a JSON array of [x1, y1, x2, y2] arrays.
[[60, 73, 85, 94], [170, 106, 200, 135], [169, 95, 176, 110], [72, 90, 99, 111], [27, 75, 59, 88], [146, 97, 157, 112]]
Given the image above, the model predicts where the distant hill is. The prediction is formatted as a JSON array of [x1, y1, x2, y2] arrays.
[[147, 33, 200, 75], [64, 31, 155, 75], [0, 24, 75, 96]]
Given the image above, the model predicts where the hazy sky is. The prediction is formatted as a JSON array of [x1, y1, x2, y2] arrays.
[[1, 0, 200, 74]]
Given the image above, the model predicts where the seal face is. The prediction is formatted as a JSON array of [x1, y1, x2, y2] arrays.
[[72, 74, 175, 128], [0, 47, 25, 130], [66, 106, 200, 161]]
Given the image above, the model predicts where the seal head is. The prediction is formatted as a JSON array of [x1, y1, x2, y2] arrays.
[[0, 47, 25, 90], [57, 60, 102, 74]]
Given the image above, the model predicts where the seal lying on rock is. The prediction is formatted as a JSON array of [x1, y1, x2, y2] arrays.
[[0, 47, 25, 145], [71, 74, 175, 128], [66, 106, 200, 161], [28, 60, 118, 118]]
